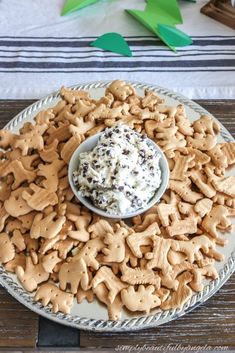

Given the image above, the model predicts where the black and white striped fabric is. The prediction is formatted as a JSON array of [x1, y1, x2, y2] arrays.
[[0, 0, 234, 99]]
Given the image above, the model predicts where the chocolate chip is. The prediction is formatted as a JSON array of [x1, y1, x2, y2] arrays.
[[118, 186, 124, 191], [122, 149, 130, 155]]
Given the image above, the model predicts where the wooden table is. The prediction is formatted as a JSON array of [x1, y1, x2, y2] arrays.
[[0, 99, 235, 351]]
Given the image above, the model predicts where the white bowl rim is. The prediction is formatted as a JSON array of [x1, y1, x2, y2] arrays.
[[68, 130, 170, 219]]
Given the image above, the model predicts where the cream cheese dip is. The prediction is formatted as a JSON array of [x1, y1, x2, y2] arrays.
[[72, 124, 161, 215]]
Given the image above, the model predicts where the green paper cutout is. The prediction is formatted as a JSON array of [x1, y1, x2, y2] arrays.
[[126, 9, 176, 51], [126, 0, 193, 52], [61, 0, 100, 15], [146, 0, 183, 25], [158, 24, 192, 47], [90, 33, 132, 57]]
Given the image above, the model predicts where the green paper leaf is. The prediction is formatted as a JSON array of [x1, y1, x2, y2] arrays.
[[158, 24, 193, 47], [90, 33, 132, 57], [61, 0, 100, 15], [146, 0, 183, 25], [126, 0, 186, 52], [126, 9, 176, 52]]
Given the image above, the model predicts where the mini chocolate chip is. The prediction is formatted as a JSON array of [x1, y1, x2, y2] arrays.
[[123, 149, 130, 155], [118, 186, 124, 191]]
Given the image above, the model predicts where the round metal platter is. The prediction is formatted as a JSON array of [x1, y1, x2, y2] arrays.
[[0, 81, 234, 332]]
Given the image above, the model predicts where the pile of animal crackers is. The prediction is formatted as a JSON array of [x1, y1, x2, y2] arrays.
[[0, 80, 234, 320]]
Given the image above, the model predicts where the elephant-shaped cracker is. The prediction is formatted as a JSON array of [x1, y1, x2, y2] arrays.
[[35, 283, 73, 314], [59, 258, 89, 294]]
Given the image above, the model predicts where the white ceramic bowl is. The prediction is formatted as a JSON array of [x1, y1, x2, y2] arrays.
[[68, 132, 169, 219]]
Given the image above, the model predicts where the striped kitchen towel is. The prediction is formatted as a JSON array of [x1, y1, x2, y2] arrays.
[[0, 0, 234, 99]]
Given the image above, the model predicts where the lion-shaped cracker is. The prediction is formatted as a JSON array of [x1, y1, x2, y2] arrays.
[[59, 258, 89, 294], [92, 266, 127, 304], [166, 216, 198, 237], [30, 212, 66, 239], [35, 283, 74, 314], [15, 256, 49, 292], [121, 285, 161, 314], [120, 261, 161, 288]]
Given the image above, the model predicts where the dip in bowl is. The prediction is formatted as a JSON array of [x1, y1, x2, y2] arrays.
[[68, 124, 169, 218]]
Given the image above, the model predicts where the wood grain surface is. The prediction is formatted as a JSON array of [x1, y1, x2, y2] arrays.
[[0, 99, 234, 350]]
